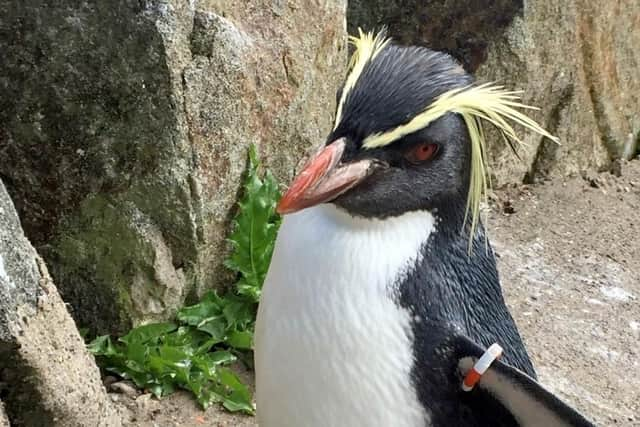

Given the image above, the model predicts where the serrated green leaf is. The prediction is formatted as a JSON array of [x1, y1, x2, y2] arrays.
[[194, 337, 221, 355], [162, 327, 211, 352], [218, 367, 254, 414], [186, 371, 206, 395], [207, 350, 237, 365], [119, 322, 177, 345], [177, 292, 224, 325], [158, 345, 189, 363], [87, 335, 118, 356], [125, 341, 149, 366], [226, 144, 281, 301], [147, 355, 170, 376], [198, 388, 225, 409], [234, 279, 261, 302], [124, 357, 147, 373], [222, 295, 255, 329], [191, 356, 216, 379], [197, 316, 227, 341], [148, 383, 165, 398], [226, 330, 253, 350], [223, 398, 255, 414]]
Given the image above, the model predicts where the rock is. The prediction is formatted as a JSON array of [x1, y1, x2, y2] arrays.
[[348, 0, 640, 184], [103, 375, 120, 389], [0, 0, 346, 333], [182, 2, 346, 295], [0, 400, 8, 427], [108, 380, 140, 399], [0, 181, 120, 426]]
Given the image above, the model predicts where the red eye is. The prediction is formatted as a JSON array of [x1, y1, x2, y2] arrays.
[[405, 143, 439, 164]]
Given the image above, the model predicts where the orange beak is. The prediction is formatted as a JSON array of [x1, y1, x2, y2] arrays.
[[276, 138, 378, 215]]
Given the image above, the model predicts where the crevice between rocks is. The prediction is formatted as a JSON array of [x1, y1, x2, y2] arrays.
[[524, 82, 574, 184], [346, 0, 524, 72], [578, 13, 618, 162]]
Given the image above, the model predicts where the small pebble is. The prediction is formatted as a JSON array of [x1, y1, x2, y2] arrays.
[[109, 380, 140, 398], [103, 375, 118, 388]]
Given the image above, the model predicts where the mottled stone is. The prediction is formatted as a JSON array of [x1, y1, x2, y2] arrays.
[[0, 0, 346, 333], [0, 400, 8, 427], [348, 0, 640, 184], [0, 180, 120, 426]]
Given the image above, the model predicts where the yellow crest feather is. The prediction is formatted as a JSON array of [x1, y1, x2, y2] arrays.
[[363, 83, 559, 251], [334, 29, 390, 130]]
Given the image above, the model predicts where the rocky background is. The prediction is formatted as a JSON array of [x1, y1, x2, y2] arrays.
[[0, 0, 346, 335], [349, 0, 640, 182], [0, 0, 638, 425]]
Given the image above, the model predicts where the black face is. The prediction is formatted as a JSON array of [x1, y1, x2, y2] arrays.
[[327, 44, 474, 219]]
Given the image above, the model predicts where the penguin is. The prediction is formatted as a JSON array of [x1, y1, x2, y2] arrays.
[[255, 30, 595, 427]]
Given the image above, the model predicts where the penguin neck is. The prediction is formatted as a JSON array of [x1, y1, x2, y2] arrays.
[[403, 194, 502, 326], [399, 195, 536, 375], [271, 203, 439, 307], [424, 220, 498, 315]]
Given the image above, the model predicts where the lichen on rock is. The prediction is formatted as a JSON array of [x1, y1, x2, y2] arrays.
[[0, 0, 347, 333]]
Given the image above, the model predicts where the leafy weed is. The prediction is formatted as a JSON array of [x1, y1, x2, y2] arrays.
[[88, 145, 281, 414]]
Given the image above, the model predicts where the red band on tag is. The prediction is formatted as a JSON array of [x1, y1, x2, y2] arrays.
[[462, 369, 482, 391]]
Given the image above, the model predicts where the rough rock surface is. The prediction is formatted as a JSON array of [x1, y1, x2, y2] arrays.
[[0, 401, 8, 427], [0, 0, 346, 333], [0, 181, 120, 426], [348, 0, 640, 184]]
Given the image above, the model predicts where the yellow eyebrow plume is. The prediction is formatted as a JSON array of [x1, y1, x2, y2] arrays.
[[363, 83, 559, 251], [333, 28, 390, 130]]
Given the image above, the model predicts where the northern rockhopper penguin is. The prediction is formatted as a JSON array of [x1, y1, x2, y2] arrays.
[[255, 30, 595, 427]]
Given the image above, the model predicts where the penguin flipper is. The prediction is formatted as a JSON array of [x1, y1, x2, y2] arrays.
[[453, 336, 595, 427]]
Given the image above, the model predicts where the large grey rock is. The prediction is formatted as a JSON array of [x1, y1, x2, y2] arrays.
[[0, 181, 120, 426], [0, 0, 346, 333], [348, 0, 640, 184]]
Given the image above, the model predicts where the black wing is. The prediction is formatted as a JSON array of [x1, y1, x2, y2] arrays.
[[451, 335, 596, 427]]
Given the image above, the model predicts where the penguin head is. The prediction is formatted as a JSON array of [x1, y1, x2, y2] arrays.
[[277, 30, 556, 234]]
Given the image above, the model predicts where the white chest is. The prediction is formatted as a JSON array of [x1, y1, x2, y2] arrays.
[[255, 205, 435, 427]]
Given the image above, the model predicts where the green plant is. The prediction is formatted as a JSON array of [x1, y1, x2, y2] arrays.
[[88, 145, 281, 414]]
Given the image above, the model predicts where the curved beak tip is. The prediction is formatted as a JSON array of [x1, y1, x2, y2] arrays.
[[276, 139, 375, 215]]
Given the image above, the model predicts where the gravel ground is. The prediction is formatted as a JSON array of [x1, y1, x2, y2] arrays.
[[112, 160, 640, 426], [491, 160, 640, 426]]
